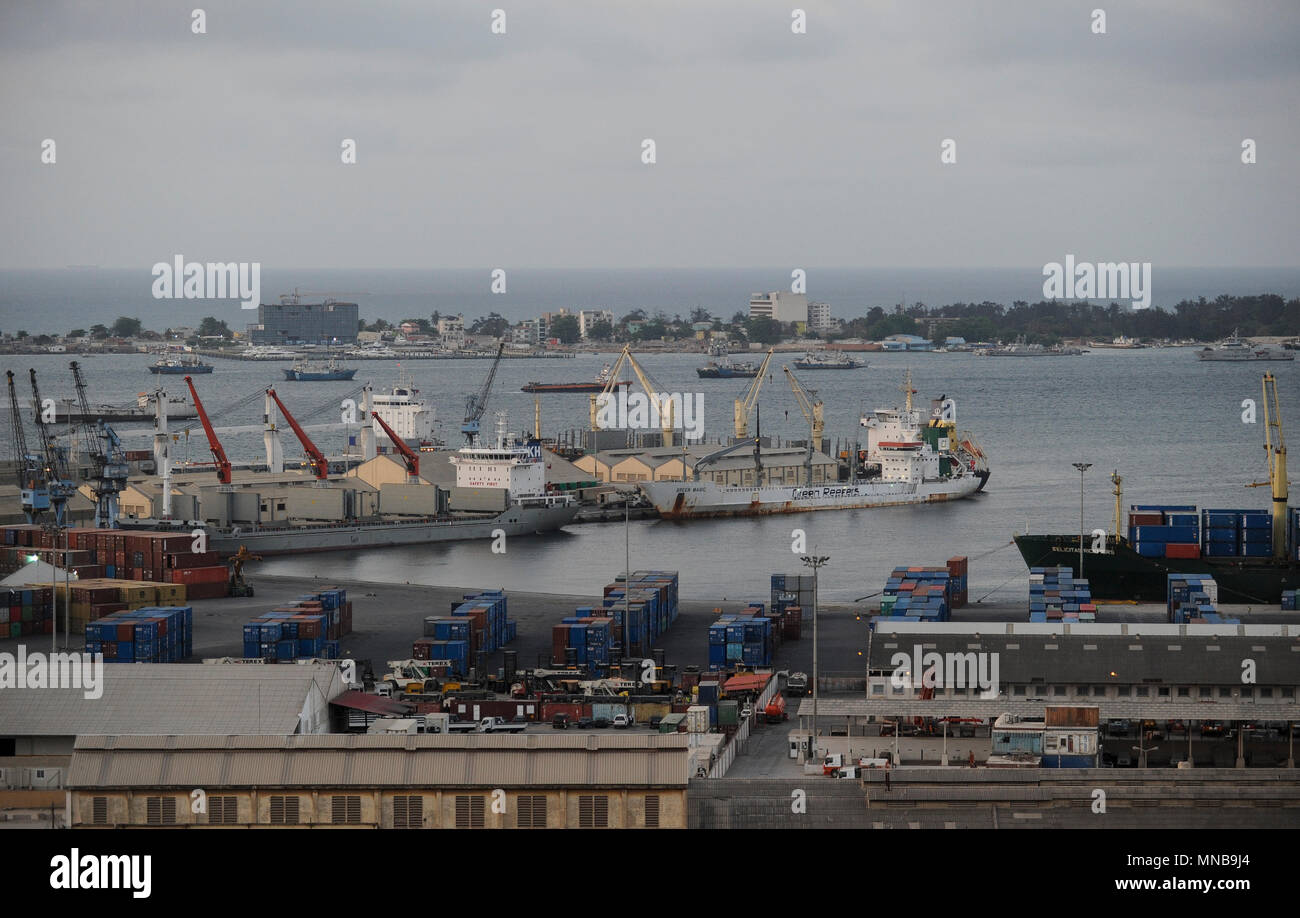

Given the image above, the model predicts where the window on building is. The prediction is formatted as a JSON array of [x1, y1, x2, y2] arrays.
[[645, 795, 660, 828], [1118, 686, 1131, 697], [578, 795, 609, 828], [455, 795, 485, 828], [331, 795, 362, 825], [1136, 686, 1149, 697], [1093, 686, 1106, 697], [1219, 687, 1232, 698], [393, 795, 423, 828], [1177, 687, 1190, 698], [871, 683, 884, 695], [269, 795, 300, 825], [517, 795, 548, 828], [91, 797, 108, 825], [145, 796, 177, 826], [1052, 686, 1066, 697], [1031, 685, 1045, 697], [208, 796, 238, 825], [1158, 687, 1170, 697], [1199, 688, 1212, 698], [1283, 688, 1295, 699], [1241, 687, 1253, 699], [1013, 686, 1026, 696], [1260, 687, 1273, 698]]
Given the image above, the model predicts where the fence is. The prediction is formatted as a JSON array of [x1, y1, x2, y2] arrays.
[[706, 673, 780, 778]]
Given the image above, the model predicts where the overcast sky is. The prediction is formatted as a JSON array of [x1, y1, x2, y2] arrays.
[[2, 0, 1297, 270]]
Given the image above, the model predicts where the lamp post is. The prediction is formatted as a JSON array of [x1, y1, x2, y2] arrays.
[[1072, 462, 1092, 576], [801, 552, 830, 761]]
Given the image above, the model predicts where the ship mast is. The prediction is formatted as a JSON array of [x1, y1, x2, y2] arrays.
[[1111, 470, 1123, 542], [901, 368, 915, 415]]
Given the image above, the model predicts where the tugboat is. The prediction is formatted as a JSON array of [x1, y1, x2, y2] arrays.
[[521, 363, 633, 393], [283, 354, 358, 381], [1014, 373, 1298, 602], [149, 353, 213, 374]]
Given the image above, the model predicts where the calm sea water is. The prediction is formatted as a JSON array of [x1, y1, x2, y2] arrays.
[[4, 347, 1294, 604], [4, 266, 1300, 334]]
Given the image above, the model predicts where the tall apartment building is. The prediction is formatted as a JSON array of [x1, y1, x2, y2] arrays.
[[748, 292, 808, 324], [808, 301, 834, 331], [437, 314, 466, 349], [247, 300, 359, 345], [578, 309, 615, 339]]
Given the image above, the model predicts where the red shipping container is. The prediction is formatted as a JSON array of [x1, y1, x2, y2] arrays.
[[1129, 512, 1163, 526], [1164, 543, 1201, 559]]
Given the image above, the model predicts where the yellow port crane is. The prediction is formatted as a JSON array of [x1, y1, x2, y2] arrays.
[[1245, 372, 1289, 558], [733, 348, 776, 439], [782, 365, 825, 452], [590, 344, 678, 446]]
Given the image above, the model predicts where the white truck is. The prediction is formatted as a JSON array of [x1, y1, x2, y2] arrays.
[[476, 716, 527, 734]]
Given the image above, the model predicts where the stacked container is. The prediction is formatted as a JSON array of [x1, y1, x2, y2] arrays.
[[85, 605, 193, 662], [706, 609, 774, 671], [450, 589, 512, 654], [603, 571, 679, 658], [1, 586, 55, 638], [1128, 505, 1200, 558], [947, 556, 969, 608], [1200, 508, 1271, 559], [880, 567, 952, 621], [551, 614, 615, 673], [241, 606, 340, 662], [1166, 573, 1217, 623], [1028, 567, 1095, 623], [1282, 590, 1297, 611]]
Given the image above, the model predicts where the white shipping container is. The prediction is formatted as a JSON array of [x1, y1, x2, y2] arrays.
[[686, 705, 710, 734]]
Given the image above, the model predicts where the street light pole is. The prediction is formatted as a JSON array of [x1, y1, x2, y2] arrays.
[[801, 552, 830, 761], [1072, 462, 1092, 577]]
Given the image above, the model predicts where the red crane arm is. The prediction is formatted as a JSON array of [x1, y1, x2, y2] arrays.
[[266, 388, 328, 479], [370, 410, 419, 478], [185, 375, 231, 484]]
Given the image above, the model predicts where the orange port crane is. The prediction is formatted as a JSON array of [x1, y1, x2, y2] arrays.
[[371, 410, 419, 481], [185, 375, 231, 484], [266, 388, 329, 479]]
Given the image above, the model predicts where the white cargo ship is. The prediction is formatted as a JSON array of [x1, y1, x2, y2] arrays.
[[640, 373, 989, 519]]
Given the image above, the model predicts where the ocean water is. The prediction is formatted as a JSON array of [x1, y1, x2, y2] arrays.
[[4, 346, 1294, 604], [3, 266, 1300, 335]]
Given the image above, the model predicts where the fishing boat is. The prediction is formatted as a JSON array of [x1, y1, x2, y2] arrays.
[[149, 354, 213, 374], [283, 355, 358, 381], [792, 351, 865, 370]]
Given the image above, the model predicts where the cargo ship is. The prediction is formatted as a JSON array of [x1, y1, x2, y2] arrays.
[[640, 372, 989, 519], [149, 354, 213, 374], [522, 364, 632, 393], [1014, 373, 1298, 603], [283, 355, 358, 381]]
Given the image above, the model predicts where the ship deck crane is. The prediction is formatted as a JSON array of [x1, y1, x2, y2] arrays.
[[691, 436, 761, 482], [783, 365, 824, 486], [734, 348, 776, 439], [1245, 372, 1289, 558], [266, 388, 329, 479], [71, 360, 129, 527], [371, 409, 420, 481], [6, 370, 49, 523], [591, 344, 680, 447], [28, 369, 76, 527], [184, 375, 232, 484], [462, 343, 504, 444]]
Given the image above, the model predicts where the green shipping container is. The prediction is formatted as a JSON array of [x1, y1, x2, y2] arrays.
[[718, 700, 739, 726]]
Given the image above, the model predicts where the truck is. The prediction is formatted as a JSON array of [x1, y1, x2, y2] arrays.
[[786, 672, 808, 696], [477, 716, 527, 734], [764, 693, 788, 724]]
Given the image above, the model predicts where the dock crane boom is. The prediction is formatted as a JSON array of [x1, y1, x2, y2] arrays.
[[371, 409, 419, 481], [71, 360, 129, 527], [28, 368, 75, 527], [266, 388, 329, 479], [6, 370, 49, 523], [1252, 372, 1289, 559], [462, 343, 505, 444], [590, 344, 680, 446], [783, 365, 825, 486], [185, 375, 232, 484], [734, 348, 776, 439]]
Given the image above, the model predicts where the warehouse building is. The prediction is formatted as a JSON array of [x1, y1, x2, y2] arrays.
[[66, 733, 690, 828], [574, 444, 836, 486]]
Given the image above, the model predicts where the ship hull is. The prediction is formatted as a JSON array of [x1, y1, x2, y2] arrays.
[[1013, 534, 1298, 603], [207, 503, 579, 555], [792, 362, 864, 370], [151, 365, 213, 374], [641, 474, 983, 520], [521, 380, 631, 393], [696, 368, 758, 378], [283, 370, 358, 381]]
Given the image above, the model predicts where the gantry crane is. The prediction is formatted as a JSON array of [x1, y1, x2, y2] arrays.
[[734, 348, 776, 439], [185, 375, 232, 484], [462, 343, 504, 444], [371, 410, 420, 482], [70, 361, 129, 527], [28, 368, 75, 527], [6, 370, 49, 523], [1246, 372, 1289, 558], [266, 388, 329, 479], [590, 344, 679, 446], [783, 365, 825, 486]]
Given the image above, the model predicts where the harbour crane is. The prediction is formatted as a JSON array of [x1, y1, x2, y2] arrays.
[[461, 342, 504, 444], [28, 369, 76, 527], [266, 388, 330, 479], [371, 409, 420, 482], [783, 365, 824, 486], [6, 370, 50, 523], [185, 375, 232, 484], [590, 344, 679, 446], [70, 361, 130, 527], [734, 348, 776, 440], [1245, 372, 1289, 558]]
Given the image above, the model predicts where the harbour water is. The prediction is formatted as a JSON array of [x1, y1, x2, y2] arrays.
[[4, 347, 1292, 604]]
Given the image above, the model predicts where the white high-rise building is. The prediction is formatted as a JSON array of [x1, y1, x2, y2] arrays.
[[808, 301, 834, 331], [749, 292, 808, 323], [578, 309, 615, 339]]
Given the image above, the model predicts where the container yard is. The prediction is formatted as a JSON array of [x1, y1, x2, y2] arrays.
[[85, 606, 193, 663], [241, 588, 351, 662], [1027, 566, 1094, 623]]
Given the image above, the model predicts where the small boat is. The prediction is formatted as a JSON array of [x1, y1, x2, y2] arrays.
[[149, 354, 213, 374], [1196, 330, 1294, 361], [696, 357, 761, 378], [283, 355, 358, 381], [792, 351, 864, 370], [521, 363, 633, 393]]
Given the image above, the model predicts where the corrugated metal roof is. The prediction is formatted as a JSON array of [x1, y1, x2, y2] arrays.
[[0, 663, 344, 736], [795, 698, 1300, 721], [67, 733, 690, 789], [329, 691, 410, 716]]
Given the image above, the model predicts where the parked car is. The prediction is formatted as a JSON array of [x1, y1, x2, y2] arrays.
[[1167, 720, 1187, 735], [1200, 720, 1224, 737], [612, 714, 631, 729], [1107, 719, 1131, 737], [551, 714, 571, 729], [647, 715, 663, 730], [593, 717, 611, 729], [577, 717, 595, 729]]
